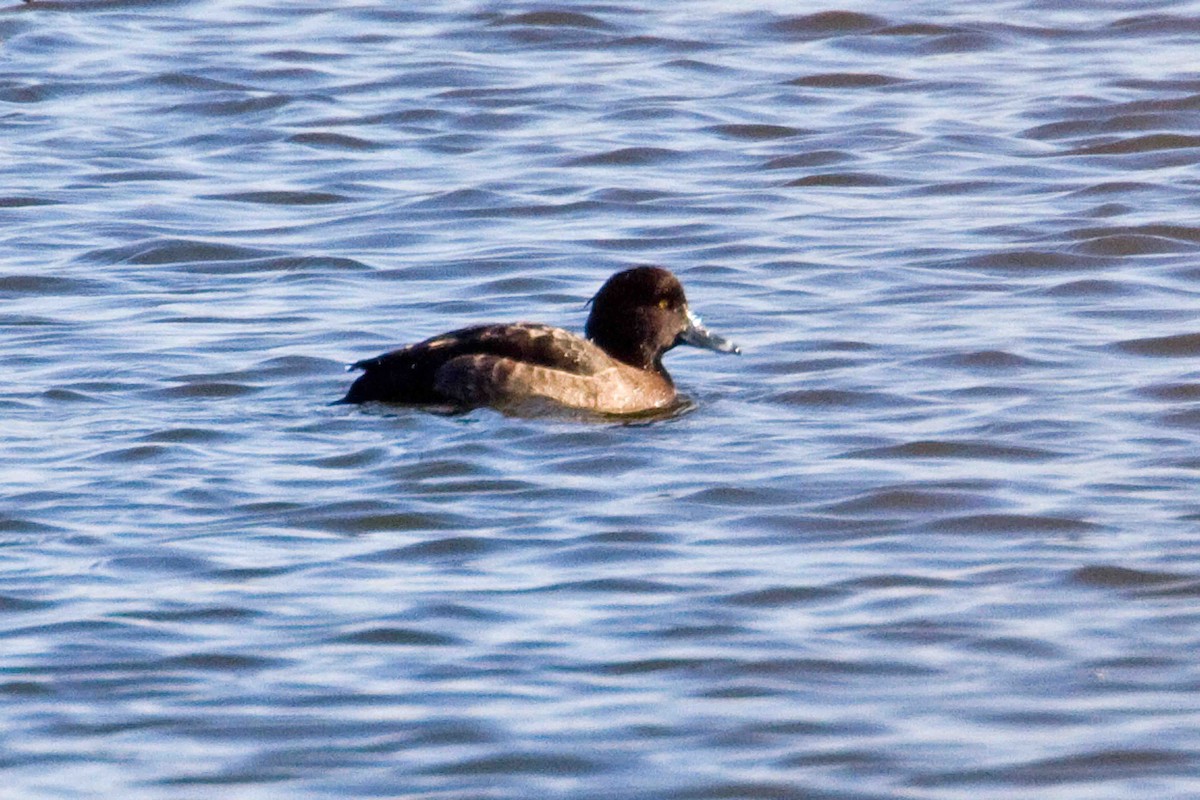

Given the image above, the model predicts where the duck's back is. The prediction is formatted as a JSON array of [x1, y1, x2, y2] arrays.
[[341, 323, 613, 406]]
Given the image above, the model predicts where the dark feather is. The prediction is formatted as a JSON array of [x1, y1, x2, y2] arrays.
[[341, 323, 607, 405]]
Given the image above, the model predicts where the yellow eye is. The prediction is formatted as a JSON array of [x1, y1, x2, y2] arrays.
[[658, 299, 670, 309]]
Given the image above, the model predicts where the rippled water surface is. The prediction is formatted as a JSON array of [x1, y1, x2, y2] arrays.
[[5, 1, 1200, 797]]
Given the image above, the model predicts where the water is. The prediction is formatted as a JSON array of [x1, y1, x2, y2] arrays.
[[4, 0, 1200, 797]]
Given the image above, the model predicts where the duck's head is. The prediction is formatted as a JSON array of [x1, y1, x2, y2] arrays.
[[585, 266, 740, 370]]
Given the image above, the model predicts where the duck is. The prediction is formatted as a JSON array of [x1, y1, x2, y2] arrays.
[[339, 265, 740, 414]]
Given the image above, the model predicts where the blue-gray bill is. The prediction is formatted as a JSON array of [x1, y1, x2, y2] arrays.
[[679, 309, 741, 355]]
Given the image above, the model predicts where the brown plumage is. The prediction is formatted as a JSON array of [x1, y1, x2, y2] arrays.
[[340, 266, 739, 414]]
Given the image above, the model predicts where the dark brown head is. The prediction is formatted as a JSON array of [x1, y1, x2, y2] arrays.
[[584, 266, 740, 371]]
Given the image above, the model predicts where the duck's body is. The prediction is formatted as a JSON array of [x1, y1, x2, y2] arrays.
[[340, 266, 739, 415]]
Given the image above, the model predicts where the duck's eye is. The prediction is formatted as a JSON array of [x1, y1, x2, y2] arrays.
[[658, 298, 670, 310]]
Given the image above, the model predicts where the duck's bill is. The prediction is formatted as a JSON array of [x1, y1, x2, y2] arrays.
[[679, 309, 741, 354]]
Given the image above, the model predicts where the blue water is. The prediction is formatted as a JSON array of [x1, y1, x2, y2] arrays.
[[4, 1, 1200, 798]]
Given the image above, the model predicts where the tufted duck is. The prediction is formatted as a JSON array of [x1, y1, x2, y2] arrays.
[[340, 266, 739, 414]]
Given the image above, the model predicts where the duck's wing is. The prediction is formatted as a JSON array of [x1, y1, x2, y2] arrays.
[[342, 323, 607, 404]]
